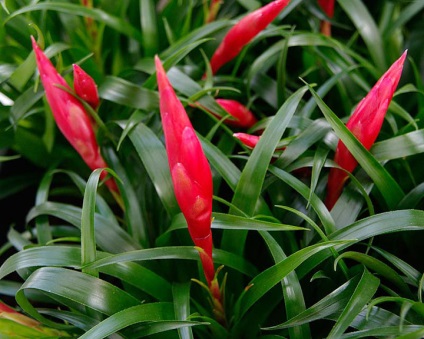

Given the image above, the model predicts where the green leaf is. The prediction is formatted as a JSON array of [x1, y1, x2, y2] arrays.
[[99, 76, 159, 110], [163, 212, 307, 235], [0, 246, 172, 301], [395, 328, 424, 339], [222, 86, 309, 255], [140, 0, 158, 57], [81, 169, 103, 276], [269, 166, 336, 235], [383, 1, 424, 40], [327, 268, 379, 338], [172, 282, 194, 339], [15, 267, 141, 328], [260, 231, 311, 338], [337, 0, 386, 71], [233, 240, 353, 321], [26, 202, 141, 253], [0, 246, 81, 280], [334, 251, 412, 297], [371, 129, 424, 162], [338, 326, 424, 339], [120, 121, 180, 217], [263, 274, 361, 330], [7, 3, 142, 40], [77, 303, 192, 339], [298, 210, 424, 279], [83, 246, 258, 278]]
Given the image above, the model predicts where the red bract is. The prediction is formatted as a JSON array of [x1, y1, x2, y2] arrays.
[[318, 0, 335, 36], [215, 99, 257, 128], [325, 51, 407, 210], [31, 37, 118, 194], [155, 55, 216, 285], [73, 64, 100, 110], [209, 0, 290, 75]]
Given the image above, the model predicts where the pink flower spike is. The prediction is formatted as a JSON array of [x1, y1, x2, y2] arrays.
[[216, 99, 257, 128], [325, 51, 407, 210], [73, 64, 100, 110], [31, 36, 118, 194], [233, 132, 260, 148], [209, 0, 290, 75], [155, 55, 215, 285]]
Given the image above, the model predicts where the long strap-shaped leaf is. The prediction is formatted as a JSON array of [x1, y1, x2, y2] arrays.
[[306, 82, 405, 209], [263, 274, 361, 330], [260, 231, 311, 339], [0, 246, 172, 301], [81, 169, 105, 277], [123, 122, 180, 217], [233, 240, 352, 322], [83, 246, 258, 278], [6, 3, 142, 40], [338, 0, 386, 72], [327, 268, 380, 338], [222, 86, 308, 255], [269, 166, 336, 234], [78, 304, 201, 339], [297, 209, 424, 279], [26, 201, 141, 253], [15, 267, 141, 329]]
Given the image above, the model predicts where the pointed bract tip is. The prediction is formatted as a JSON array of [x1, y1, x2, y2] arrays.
[[154, 55, 162, 71], [30, 35, 39, 49]]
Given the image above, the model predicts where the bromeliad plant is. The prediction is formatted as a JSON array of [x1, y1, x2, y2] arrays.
[[1, 0, 424, 338]]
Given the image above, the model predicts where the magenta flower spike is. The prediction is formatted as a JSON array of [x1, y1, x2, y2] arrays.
[[73, 64, 100, 110], [216, 99, 257, 128], [209, 0, 290, 75], [31, 37, 118, 194], [155, 55, 216, 285], [318, 0, 335, 36], [325, 51, 407, 210]]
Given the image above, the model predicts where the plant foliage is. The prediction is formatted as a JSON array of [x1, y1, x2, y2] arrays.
[[1, 0, 424, 338]]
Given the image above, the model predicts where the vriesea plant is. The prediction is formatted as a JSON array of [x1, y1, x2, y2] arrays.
[[1, 1, 424, 338]]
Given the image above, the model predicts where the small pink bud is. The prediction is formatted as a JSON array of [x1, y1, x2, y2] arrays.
[[73, 64, 100, 110], [233, 132, 260, 148], [216, 99, 257, 128]]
